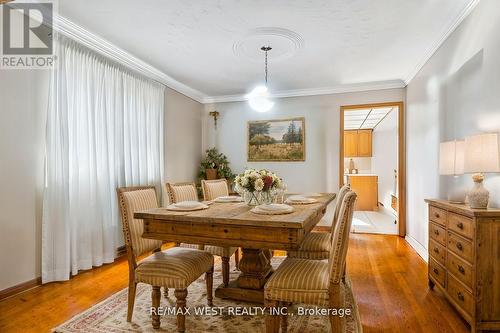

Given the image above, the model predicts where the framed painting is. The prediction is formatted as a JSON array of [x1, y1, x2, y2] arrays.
[[247, 117, 305, 161]]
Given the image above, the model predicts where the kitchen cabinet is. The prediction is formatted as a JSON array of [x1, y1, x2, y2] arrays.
[[343, 129, 372, 157], [348, 175, 378, 211]]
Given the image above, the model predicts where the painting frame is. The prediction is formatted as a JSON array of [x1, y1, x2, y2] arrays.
[[247, 117, 306, 162]]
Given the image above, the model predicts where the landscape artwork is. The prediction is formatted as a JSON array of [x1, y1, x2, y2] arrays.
[[247, 117, 305, 161]]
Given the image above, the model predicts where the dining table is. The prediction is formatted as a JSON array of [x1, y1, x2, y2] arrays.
[[134, 193, 336, 303]]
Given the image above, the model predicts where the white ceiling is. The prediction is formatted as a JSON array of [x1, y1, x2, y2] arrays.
[[344, 107, 393, 130], [58, 0, 476, 102]]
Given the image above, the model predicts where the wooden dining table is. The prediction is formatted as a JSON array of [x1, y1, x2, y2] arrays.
[[135, 193, 336, 303]]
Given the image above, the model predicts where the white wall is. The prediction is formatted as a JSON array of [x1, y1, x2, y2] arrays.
[[203, 89, 404, 193], [164, 87, 204, 204], [372, 110, 398, 214], [406, 0, 500, 252], [0, 69, 49, 291]]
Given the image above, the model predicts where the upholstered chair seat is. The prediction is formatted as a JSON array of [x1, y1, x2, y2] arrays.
[[166, 181, 240, 286], [136, 247, 213, 289], [287, 184, 351, 261], [265, 191, 357, 333], [117, 186, 214, 332], [286, 232, 331, 260], [265, 257, 330, 306]]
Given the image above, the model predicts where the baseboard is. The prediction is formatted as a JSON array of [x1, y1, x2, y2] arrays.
[[0, 277, 42, 300], [405, 235, 428, 263]]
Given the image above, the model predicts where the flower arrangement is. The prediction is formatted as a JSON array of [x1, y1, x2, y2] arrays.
[[234, 169, 282, 205]]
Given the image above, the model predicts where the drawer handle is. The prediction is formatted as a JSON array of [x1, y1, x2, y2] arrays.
[[434, 230, 439, 236], [456, 242, 463, 251], [458, 265, 465, 274], [433, 268, 439, 275], [457, 222, 464, 230], [435, 213, 440, 218], [457, 292, 465, 302], [433, 247, 439, 254]]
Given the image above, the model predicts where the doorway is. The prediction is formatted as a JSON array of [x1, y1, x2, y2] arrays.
[[339, 102, 405, 237]]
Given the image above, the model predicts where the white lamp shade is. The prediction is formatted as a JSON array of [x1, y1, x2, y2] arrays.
[[464, 133, 500, 173], [439, 140, 465, 175], [247, 86, 274, 112]]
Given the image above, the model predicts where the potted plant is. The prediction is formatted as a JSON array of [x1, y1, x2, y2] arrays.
[[197, 148, 236, 192]]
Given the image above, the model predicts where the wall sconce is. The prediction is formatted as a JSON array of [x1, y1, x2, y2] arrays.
[[209, 111, 220, 130]]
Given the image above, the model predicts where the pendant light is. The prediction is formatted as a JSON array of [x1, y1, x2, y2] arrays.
[[247, 46, 274, 112]]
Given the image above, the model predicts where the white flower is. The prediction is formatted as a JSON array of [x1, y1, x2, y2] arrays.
[[250, 171, 260, 179], [235, 175, 241, 185], [254, 178, 264, 191], [241, 176, 249, 186]]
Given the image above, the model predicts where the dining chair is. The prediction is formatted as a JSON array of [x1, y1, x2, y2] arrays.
[[264, 191, 357, 333], [201, 179, 241, 268], [287, 184, 351, 260], [201, 178, 230, 201], [117, 186, 214, 332], [165, 181, 239, 286]]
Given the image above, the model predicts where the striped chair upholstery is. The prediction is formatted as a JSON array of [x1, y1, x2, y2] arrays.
[[121, 188, 163, 257], [117, 186, 214, 331], [165, 181, 239, 286], [136, 247, 213, 289], [201, 179, 229, 201], [287, 184, 351, 260], [264, 257, 330, 306], [165, 182, 198, 204], [286, 232, 330, 260], [264, 191, 357, 333]]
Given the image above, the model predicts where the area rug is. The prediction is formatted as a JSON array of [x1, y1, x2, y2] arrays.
[[54, 257, 362, 333]]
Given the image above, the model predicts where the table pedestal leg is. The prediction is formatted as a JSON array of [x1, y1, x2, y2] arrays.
[[237, 248, 273, 289], [215, 248, 273, 303]]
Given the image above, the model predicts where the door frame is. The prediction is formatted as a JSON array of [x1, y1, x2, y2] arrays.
[[339, 101, 406, 237]]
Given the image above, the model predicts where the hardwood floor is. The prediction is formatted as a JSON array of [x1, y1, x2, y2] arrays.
[[0, 234, 469, 333], [348, 234, 468, 333]]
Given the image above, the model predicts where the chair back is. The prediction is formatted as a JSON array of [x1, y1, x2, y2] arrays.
[[328, 191, 357, 286], [165, 182, 198, 203], [117, 186, 162, 260], [201, 179, 229, 201], [333, 184, 351, 226]]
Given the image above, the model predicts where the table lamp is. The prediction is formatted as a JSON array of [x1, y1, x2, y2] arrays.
[[464, 133, 500, 209], [439, 140, 465, 203]]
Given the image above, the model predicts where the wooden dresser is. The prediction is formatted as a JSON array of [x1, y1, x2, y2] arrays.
[[425, 199, 500, 332]]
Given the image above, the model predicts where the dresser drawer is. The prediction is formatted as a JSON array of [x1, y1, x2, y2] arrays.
[[429, 239, 446, 266], [429, 258, 446, 287], [447, 274, 473, 316], [429, 206, 447, 226], [448, 213, 474, 239], [447, 232, 473, 263], [430, 222, 446, 246], [447, 251, 473, 288]]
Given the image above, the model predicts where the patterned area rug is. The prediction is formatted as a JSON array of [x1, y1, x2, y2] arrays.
[[54, 257, 362, 333]]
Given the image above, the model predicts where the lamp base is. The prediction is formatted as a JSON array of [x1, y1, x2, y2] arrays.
[[447, 188, 466, 204], [468, 173, 489, 209]]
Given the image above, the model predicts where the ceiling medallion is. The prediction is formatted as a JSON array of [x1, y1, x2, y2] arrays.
[[233, 27, 304, 63]]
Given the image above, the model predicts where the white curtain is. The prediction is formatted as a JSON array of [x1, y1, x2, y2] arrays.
[[42, 36, 165, 283]]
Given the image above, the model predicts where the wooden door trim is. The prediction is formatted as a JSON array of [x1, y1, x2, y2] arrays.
[[339, 101, 406, 237]]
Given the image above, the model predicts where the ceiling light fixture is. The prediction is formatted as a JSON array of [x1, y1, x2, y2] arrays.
[[247, 46, 274, 112]]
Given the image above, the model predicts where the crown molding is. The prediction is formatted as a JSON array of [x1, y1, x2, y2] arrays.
[[202, 80, 405, 104], [53, 15, 207, 103], [51, 0, 479, 105], [403, 0, 480, 85]]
